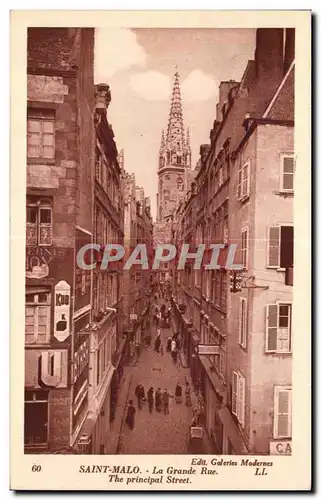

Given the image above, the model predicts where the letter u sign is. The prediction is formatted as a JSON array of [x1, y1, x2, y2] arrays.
[[39, 351, 62, 387]]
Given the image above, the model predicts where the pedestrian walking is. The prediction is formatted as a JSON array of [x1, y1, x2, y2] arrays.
[[160, 344, 164, 356], [171, 339, 176, 353], [154, 336, 161, 353], [175, 383, 183, 404], [135, 384, 144, 409], [147, 387, 154, 413], [172, 348, 178, 365], [126, 400, 136, 430], [140, 385, 146, 403], [167, 337, 172, 353], [155, 388, 162, 412], [162, 389, 171, 415], [176, 337, 181, 351], [185, 385, 192, 407]]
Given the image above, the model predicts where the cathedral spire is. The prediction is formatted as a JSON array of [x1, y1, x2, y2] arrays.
[[185, 127, 190, 148], [165, 71, 185, 152], [159, 129, 165, 154], [158, 70, 191, 170]]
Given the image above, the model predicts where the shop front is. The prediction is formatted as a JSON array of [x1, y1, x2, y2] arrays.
[[198, 354, 227, 454], [110, 336, 127, 422], [218, 406, 248, 455]]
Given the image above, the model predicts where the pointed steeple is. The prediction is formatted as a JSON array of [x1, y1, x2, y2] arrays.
[[165, 71, 185, 153], [158, 70, 191, 170], [159, 129, 165, 154], [185, 127, 190, 148]]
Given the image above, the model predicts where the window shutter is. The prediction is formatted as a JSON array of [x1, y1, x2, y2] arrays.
[[231, 372, 238, 415], [238, 374, 245, 427], [275, 388, 292, 438], [268, 226, 280, 267], [241, 163, 249, 198], [282, 156, 294, 191], [237, 169, 242, 199], [39, 208, 52, 245], [239, 298, 248, 347], [238, 299, 243, 344], [266, 304, 278, 351]]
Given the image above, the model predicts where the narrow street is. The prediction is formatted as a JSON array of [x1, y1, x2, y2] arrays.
[[117, 299, 196, 455]]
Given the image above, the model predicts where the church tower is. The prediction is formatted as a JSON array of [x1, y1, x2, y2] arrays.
[[156, 72, 192, 223]]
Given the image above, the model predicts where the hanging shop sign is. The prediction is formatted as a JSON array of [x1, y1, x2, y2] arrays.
[[54, 280, 71, 342]]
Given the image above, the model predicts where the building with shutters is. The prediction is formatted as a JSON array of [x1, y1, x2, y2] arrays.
[[227, 52, 294, 456], [170, 28, 294, 455], [122, 170, 154, 353], [86, 83, 125, 454]]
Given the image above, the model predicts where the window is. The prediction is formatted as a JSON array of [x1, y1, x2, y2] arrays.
[[274, 386, 292, 438], [96, 347, 101, 386], [231, 371, 245, 427], [95, 146, 101, 183], [267, 225, 294, 268], [27, 111, 55, 159], [241, 228, 248, 269], [163, 189, 170, 200], [26, 198, 52, 246], [25, 390, 48, 445], [281, 155, 294, 192], [165, 174, 170, 181], [223, 217, 228, 244], [239, 297, 248, 348], [25, 292, 51, 344], [237, 161, 250, 200], [266, 303, 292, 353]]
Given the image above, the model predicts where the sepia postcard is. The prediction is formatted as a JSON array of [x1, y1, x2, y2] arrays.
[[10, 10, 311, 491]]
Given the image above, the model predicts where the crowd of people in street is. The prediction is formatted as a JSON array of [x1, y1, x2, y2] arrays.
[[126, 381, 193, 430], [125, 281, 200, 435]]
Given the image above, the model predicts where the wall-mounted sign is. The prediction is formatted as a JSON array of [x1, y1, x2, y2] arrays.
[[54, 280, 71, 342], [26, 246, 73, 282], [269, 440, 292, 455], [197, 344, 220, 356], [25, 350, 68, 388], [73, 338, 90, 383], [75, 228, 91, 313]]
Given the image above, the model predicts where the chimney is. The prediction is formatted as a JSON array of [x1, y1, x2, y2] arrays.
[[200, 144, 211, 164], [216, 80, 238, 121], [95, 83, 111, 111], [254, 29, 284, 83], [242, 113, 251, 132], [284, 28, 295, 75]]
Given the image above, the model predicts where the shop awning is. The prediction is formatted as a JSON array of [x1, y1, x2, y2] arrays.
[[112, 337, 127, 369], [199, 355, 227, 396], [217, 406, 248, 455]]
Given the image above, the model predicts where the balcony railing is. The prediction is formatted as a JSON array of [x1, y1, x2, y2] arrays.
[[285, 266, 293, 286]]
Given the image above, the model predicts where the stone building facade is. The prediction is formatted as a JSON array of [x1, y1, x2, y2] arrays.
[[123, 170, 153, 351], [25, 28, 95, 453], [171, 28, 295, 455], [87, 83, 125, 454]]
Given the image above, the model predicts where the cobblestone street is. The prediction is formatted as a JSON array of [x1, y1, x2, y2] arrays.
[[116, 301, 207, 455]]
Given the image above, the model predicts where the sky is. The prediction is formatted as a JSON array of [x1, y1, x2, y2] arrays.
[[94, 28, 256, 219]]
